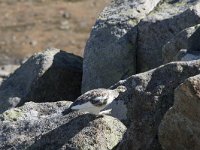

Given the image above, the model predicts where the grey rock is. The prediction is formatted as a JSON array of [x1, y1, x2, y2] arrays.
[[107, 60, 200, 150], [82, 0, 200, 93], [0, 101, 126, 150], [188, 25, 200, 51], [175, 49, 200, 61], [82, 0, 161, 93], [0, 101, 72, 122], [137, 0, 200, 72], [0, 48, 83, 113], [162, 25, 200, 63], [174, 49, 188, 60], [159, 74, 200, 150]]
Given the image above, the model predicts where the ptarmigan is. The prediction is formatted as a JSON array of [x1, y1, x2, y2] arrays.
[[62, 85, 127, 115]]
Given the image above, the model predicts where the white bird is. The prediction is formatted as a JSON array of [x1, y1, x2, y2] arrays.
[[62, 85, 127, 115]]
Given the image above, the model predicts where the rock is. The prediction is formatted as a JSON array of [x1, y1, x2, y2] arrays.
[[82, 0, 200, 92], [61, 11, 71, 19], [0, 48, 83, 113], [60, 20, 70, 30], [106, 60, 200, 150], [188, 25, 200, 51], [175, 49, 200, 61], [138, 0, 200, 72], [0, 101, 72, 122], [162, 25, 200, 63], [82, 0, 161, 93], [0, 101, 126, 150], [0, 64, 19, 88], [159, 74, 200, 150]]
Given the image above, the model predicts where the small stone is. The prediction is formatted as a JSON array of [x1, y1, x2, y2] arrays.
[[60, 20, 70, 30], [29, 40, 37, 46]]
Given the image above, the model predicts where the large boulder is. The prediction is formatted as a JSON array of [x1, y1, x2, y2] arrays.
[[159, 74, 200, 150], [105, 60, 200, 150], [82, 0, 200, 92], [0, 101, 72, 122], [0, 48, 83, 113], [137, 0, 200, 72], [162, 25, 200, 63], [82, 0, 161, 93], [0, 101, 126, 150]]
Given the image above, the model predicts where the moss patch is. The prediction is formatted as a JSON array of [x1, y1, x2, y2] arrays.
[[3, 108, 23, 121]]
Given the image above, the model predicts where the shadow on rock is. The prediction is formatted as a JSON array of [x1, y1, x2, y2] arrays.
[[0, 48, 82, 113], [27, 114, 97, 150]]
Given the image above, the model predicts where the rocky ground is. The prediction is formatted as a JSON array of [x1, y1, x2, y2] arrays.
[[0, 0, 110, 65]]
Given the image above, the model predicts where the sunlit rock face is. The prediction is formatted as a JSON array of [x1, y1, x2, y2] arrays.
[[82, 0, 200, 93]]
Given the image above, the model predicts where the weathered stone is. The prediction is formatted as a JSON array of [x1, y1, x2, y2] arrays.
[[0, 101, 72, 122], [162, 25, 200, 63], [106, 60, 200, 150], [188, 25, 200, 51], [138, 0, 200, 72], [82, 0, 161, 93], [175, 49, 200, 61], [0, 101, 126, 150], [159, 74, 200, 150], [82, 0, 200, 93], [0, 48, 83, 113]]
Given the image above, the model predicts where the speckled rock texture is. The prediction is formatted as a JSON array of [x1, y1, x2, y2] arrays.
[[0, 101, 126, 150], [162, 25, 200, 63], [82, 0, 161, 93], [137, 0, 200, 72], [106, 60, 200, 150], [82, 0, 200, 92], [0, 101, 72, 121], [159, 74, 200, 150], [0, 48, 83, 113]]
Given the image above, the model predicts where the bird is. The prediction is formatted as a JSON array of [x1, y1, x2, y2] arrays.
[[62, 85, 127, 115]]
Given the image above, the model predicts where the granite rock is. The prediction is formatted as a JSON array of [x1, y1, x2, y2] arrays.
[[159, 74, 200, 150], [106, 60, 200, 150], [0, 48, 82, 113], [0, 101, 126, 150]]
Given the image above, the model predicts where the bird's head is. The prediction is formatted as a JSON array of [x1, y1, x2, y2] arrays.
[[115, 85, 127, 93]]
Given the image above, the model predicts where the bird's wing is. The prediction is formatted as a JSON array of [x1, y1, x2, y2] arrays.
[[90, 94, 109, 106], [71, 89, 110, 108]]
